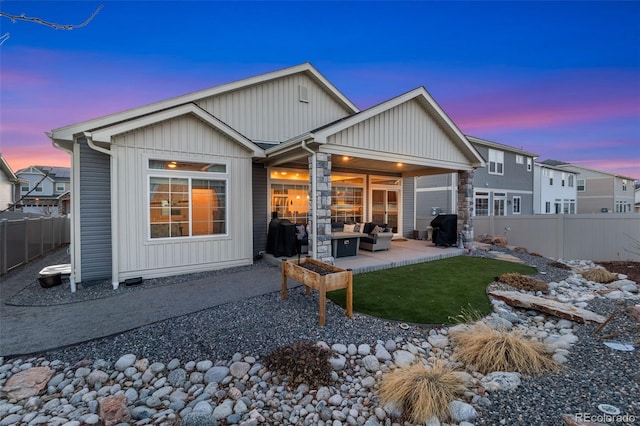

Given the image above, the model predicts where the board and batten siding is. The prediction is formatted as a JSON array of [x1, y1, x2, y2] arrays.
[[195, 73, 352, 143], [0, 171, 13, 210], [78, 140, 112, 281], [252, 164, 268, 257], [327, 99, 469, 165], [111, 114, 254, 280]]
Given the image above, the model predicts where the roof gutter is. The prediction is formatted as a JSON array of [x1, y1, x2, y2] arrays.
[[83, 132, 120, 291]]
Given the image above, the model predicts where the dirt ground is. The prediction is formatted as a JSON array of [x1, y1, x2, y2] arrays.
[[596, 261, 640, 283]]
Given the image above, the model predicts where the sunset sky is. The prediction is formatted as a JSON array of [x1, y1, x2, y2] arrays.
[[1, 1, 639, 179]]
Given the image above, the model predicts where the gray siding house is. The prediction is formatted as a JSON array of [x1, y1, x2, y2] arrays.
[[414, 136, 537, 226], [469, 136, 537, 217], [48, 63, 485, 289]]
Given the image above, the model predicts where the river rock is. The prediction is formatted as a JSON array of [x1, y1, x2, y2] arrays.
[[204, 366, 229, 384], [229, 362, 250, 378], [480, 372, 522, 391], [392, 350, 415, 367], [98, 394, 128, 426], [449, 400, 477, 422], [361, 355, 380, 372], [2, 367, 54, 400], [427, 334, 449, 349], [114, 354, 136, 371], [182, 412, 218, 426]]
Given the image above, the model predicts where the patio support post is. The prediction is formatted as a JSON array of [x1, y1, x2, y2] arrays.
[[313, 153, 333, 264], [457, 170, 474, 250]]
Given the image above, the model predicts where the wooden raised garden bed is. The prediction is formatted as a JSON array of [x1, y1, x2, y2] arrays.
[[281, 257, 353, 326]]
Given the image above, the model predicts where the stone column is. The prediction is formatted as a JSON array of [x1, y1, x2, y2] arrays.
[[310, 152, 334, 264], [457, 170, 474, 250]]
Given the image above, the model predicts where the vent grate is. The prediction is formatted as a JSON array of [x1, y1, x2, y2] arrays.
[[299, 85, 309, 103]]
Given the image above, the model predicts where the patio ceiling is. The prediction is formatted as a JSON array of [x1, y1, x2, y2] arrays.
[[268, 149, 460, 178]]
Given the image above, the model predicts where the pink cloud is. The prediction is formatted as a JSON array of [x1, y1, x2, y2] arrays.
[[442, 68, 640, 135]]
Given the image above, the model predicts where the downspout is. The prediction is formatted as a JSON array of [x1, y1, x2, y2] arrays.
[[84, 132, 120, 290], [50, 136, 78, 293], [301, 141, 317, 260]]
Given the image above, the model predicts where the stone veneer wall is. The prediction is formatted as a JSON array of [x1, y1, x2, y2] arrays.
[[457, 170, 474, 249], [310, 152, 334, 264]]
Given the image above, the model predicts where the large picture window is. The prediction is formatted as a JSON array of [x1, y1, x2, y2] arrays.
[[148, 160, 227, 239]]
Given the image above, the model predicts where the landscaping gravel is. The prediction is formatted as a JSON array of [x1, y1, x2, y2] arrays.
[[475, 296, 639, 425], [1, 245, 638, 426]]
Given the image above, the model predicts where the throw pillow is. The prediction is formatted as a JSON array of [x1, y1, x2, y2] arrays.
[[344, 223, 356, 233], [373, 225, 383, 234], [353, 223, 361, 232]]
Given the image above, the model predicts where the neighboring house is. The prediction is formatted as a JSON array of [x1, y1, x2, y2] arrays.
[[540, 160, 636, 214], [468, 136, 537, 217], [48, 63, 485, 288], [634, 182, 640, 213], [533, 162, 579, 214], [0, 154, 21, 211], [16, 166, 71, 216], [414, 137, 537, 225]]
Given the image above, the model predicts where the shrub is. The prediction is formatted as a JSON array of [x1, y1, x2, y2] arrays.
[[547, 261, 572, 270], [498, 272, 548, 293], [378, 361, 465, 423], [450, 322, 559, 375], [264, 340, 333, 387], [580, 268, 618, 284], [514, 247, 528, 253], [529, 252, 543, 257]]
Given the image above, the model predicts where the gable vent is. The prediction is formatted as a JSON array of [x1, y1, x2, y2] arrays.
[[299, 85, 309, 103]]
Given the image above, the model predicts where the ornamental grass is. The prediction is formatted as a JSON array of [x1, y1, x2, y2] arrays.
[[378, 361, 465, 423], [497, 272, 549, 293], [580, 268, 618, 284], [450, 322, 559, 375]]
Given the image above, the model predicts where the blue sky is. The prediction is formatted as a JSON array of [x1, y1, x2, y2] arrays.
[[1, 1, 639, 178]]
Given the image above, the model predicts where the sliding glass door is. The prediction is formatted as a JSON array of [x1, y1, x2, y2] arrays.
[[371, 189, 399, 233]]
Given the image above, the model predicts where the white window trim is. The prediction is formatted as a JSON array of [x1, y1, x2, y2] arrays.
[[515, 155, 524, 164], [488, 149, 504, 176], [526, 158, 532, 172], [146, 158, 229, 242], [577, 179, 586, 192], [474, 191, 490, 216], [512, 196, 522, 214]]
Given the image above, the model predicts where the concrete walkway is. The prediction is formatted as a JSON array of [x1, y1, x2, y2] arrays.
[[1, 240, 464, 358], [0, 250, 284, 358]]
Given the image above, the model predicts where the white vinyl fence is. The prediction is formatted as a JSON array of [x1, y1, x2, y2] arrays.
[[473, 214, 640, 262], [0, 216, 71, 274]]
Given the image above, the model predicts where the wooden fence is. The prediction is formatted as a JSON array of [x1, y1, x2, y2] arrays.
[[0, 216, 71, 274]]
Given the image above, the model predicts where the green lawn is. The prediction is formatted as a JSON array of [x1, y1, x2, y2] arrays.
[[327, 256, 536, 324]]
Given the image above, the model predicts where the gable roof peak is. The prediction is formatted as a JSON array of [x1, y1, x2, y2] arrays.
[[50, 62, 359, 142]]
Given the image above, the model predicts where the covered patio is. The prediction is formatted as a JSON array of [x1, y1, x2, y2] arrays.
[[261, 87, 485, 264], [264, 239, 465, 274]]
